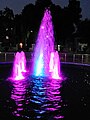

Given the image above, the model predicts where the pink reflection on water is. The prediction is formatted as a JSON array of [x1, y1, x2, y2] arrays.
[[11, 80, 28, 116], [46, 78, 64, 118]]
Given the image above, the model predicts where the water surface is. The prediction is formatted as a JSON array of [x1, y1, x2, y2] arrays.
[[0, 63, 90, 120]]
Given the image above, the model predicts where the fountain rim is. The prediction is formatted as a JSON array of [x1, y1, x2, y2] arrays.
[[0, 61, 90, 67]]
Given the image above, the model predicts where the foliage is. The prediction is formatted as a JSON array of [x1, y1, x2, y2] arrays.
[[0, 0, 90, 53]]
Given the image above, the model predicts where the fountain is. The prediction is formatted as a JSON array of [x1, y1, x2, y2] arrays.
[[33, 8, 61, 79], [9, 8, 61, 81], [9, 51, 27, 80], [4, 8, 64, 119]]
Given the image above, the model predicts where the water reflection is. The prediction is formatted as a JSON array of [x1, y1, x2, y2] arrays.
[[31, 78, 48, 119], [31, 77, 64, 119], [11, 79, 30, 117], [45, 79, 64, 119], [10, 77, 64, 119]]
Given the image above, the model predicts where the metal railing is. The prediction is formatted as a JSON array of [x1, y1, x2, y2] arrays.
[[60, 53, 90, 64], [0, 52, 90, 64], [0, 52, 32, 62]]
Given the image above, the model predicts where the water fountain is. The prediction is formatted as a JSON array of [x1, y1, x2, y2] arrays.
[[9, 8, 61, 81], [3, 8, 64, 119], [9, 51, 27, 80], [33, 8, 61, 79]]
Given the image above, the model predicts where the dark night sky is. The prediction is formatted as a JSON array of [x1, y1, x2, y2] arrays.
[[0, 0, 90, 19]]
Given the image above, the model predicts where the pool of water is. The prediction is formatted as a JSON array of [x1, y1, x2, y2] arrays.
[[0, 63, 90, 120]]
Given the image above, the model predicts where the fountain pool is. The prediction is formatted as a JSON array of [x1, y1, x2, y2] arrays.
[[0, 63, 90, 119]]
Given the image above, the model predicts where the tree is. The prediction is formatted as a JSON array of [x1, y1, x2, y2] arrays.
[[22, 4, 35, 29], [35, 0, 53, 29], [14, 14, 22, 45], [35, 0, 52, 8], [68, 0, 82, 24], [3, 7, 14, 20], [78, 19, 90, 45], [0, 7, 14, 49], [22, 4, 35, 48]]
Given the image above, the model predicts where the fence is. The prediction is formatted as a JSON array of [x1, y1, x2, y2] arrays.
[[0, 52, 90, 64], [0, 52, 32, 62], [60, 53, 90, 64]]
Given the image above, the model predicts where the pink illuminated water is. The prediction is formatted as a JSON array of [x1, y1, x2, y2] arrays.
[[49, 51, 61, 79], [11, 79, 28, 116], [33, 9, 61, 79], [9, 9, 61, 80], [10, 51, 27, 80]]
